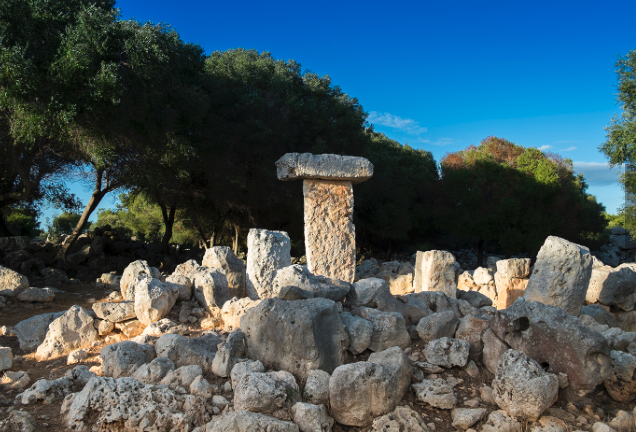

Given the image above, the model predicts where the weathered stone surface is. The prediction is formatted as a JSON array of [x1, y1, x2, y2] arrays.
[[202, 246, 246, 299], [159, 364, 203, 389], [424, 337, 470, 368], [193, 269, 231, 311], [482, 328, 511, 375], [587, 264, 636, 311], [130, 357, 175, 384], [155, 333, 220, 372], [246, 229, 292, 299], [490, 299, 611, 401], [339, 311, 373, 355], [455, 315, 491, 362], [92, 301, 136, 323], [291, 402, 334, 432], [523, 236, 593, 316], [100, 341, 155, 378], [0, 265, 28, 297], [375, 291, 428, 325], [134, 277, 179, 325], [370, 406, 431, 432], [14, 312, 64, 352], [0, 410, 37, 432], [329, 347, 411, 426], [414, 250, 457, 298], [457, 289, 493, 308], [64, 376, 208, 431], [16, 286, 54, 303], [173, 259, 204, 280], [233, 369, 299, 414], [1, 370, 30, 390], [241, 298, 349, 377], [205, 410, 299, 432], [412, 378, 457, 409], [303, 179, 356, 283], [481, 410, 522, 432], [0, 236, 30, 252], [415, 311, 459, 344], [0, 346, 12, 372], [346, 277, 391, 307], [451, 408, 487, 429], [604, 350, 636, 402], [497, 258, 531, 279], [353, 306, 411, 352], [581, 304, 618, 328], [36, 305, 99, 361], [164, 274, 192, 301], [303, 369, 331, 405], [211, 330, 245, 377], [387, 273, 414, 296], [221, 297, 259, 330], [493, 349, 559, 421], [120, 260, 161, 301], [458, 271, 479, 291], [276, 153, 373, 183], [529, 416, 568, 432], [494, 272, 529, 310], [115, 319, 145, 338], [273, 264, 350, 302]]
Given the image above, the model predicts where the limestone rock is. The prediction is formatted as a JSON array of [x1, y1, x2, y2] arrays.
[[0, 236, 30, 251], [388, 273, 415, 295], [415, 310, 459, 344], [493, 349, 559, 421], [303, 369, 331, 405], [493, 271, 529, 310], [65, 376, 208, 431], [221, 297, 259, 330], [1, 371, 30, 390], [100, 341, 155, 378], [164, 274, 192, 301], [604, 350, 636, 402], [328, 347, 411, 426], [339, 311, 373, 355], [529, 416, 568, 432], [202, 246, 246, 299], [480, 410, 522, 432], [120, 260, 160, 301], [35, 305, 98, 361], [193, 269, 231, 311], [473, 267, 495, 285], [414, 250, 457, 298], [346, 277, 391, 307], [482, 328, 511, 374], [13, 311, 64, 352], [458, 271, 479, 291], [159, 364, 203, 389], [211, 330, 245, 377], [273, 264, 350, 302], [205, 410, 299, 432], [172, 259, 204, 280], [276, 153, 373, 183], [0, 410, 37, 432], [497, 258, 531, 279], [134, 277, 179, 325], [581, 304, 618, 328], [523, 236, 593, 316], [233, 370, 299, 414], [246, 229, 291, 299], [490, 299, 611, 401], [130, 357, 175, 384], [16, 287, 55, 302], [92, 301, 136, 323], [0, 265, 28, 297], [241, 297, 349, 377], [115, 319, 145, 338], [370, 406, 431, 432], [303, 179, 356, 283], [291, 403, 334, 432], [455, 315, 491, 362], [155, 332, 220, 372], [452, 408, 487, 429], [424, 337, 470, 368], [457, 289, 493, 309], [353, 306, 411, 352], [0, 346, 12, 371], [412, 378, 457, 409], [587, 264, 636, 311]]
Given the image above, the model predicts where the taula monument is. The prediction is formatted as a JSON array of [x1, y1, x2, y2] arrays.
[[276, 153, 373, 283]]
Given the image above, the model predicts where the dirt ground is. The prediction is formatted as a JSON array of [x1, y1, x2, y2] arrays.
[[1, 283, 635, 431]]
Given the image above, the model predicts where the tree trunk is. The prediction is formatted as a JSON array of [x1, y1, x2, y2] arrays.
[[57, 169, 117, 262], [160, 204, 176, 254], [476, 239, 485, 268], [232, 223, 240, 255]]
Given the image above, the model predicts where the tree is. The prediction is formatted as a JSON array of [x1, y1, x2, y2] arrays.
[[47, 212, 90, 237], [599, 49, 636, 232], [439, 137, 606, 263]]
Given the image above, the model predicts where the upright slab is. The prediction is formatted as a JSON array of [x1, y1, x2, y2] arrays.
[[303, 179, 355, 283], [246, 229, 291, 299], [276, 153, 373, 285]]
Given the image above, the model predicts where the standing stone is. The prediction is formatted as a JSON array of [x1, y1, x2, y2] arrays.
[[303, 179, 356, 283], [493, 258, 531, 309], [134, 277, 180, 326], [246, 229, 291, 299], [523, 236, 593, 316], [414, 250, 457, 298], [120, 260, 161, 301], [276, 153, 374, 284], [202, 246, 247, 299]]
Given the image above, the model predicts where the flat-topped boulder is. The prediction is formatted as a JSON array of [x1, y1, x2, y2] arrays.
[[276, 153, 374, 183]]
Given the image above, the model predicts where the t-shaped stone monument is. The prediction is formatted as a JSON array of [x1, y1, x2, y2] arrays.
[[276, 153, 373, 283]]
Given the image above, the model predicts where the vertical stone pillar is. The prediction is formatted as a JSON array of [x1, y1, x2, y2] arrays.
[[303, 179, 355, 283], [276, 153, 374, 283], [246, 229, 291, 299]]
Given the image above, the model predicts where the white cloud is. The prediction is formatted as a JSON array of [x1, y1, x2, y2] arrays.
[[561, 146, 577, 152], [573, 161, 621, 187], [555, 140, 577, 144], [431, 137, 459, 146], [538, 145, 552, 151], [368, 111, 428, 136]]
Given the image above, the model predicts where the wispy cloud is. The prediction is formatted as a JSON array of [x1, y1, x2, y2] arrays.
[[538, 145, 552, 151], [555, 140, 578, 144], [561, 146, 577, 152], [573, 161, 621, 187], [431, 137, 460, 146], [368, 111, 428, 136]]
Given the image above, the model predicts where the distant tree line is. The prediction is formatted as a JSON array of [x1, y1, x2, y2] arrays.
[[0, 0, 609, 263]]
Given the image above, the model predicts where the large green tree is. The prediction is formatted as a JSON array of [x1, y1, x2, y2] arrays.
[[600, 49, 636, 232]]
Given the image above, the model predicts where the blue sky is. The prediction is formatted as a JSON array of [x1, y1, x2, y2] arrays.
[[45, 0, 636, 225]]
